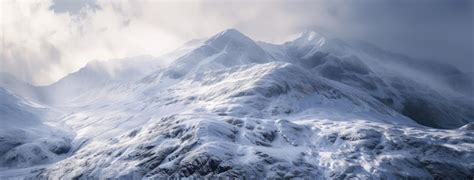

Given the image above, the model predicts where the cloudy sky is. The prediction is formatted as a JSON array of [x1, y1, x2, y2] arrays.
[[1, 0, 473, 85]]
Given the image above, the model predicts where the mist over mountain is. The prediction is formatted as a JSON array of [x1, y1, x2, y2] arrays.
[[0, 28, 473, 179]]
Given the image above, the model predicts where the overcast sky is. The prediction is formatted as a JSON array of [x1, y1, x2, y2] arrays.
[[1, 0, 473, 85]]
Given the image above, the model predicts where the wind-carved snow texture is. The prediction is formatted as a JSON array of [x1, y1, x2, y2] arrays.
[[0, 29, 473, 179], [43, 116, 474, 179]]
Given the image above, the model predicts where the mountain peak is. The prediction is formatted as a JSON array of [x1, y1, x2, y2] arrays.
[[300, 30, 323, 41], [215, 28, 247, 39], [288, 29, 326, 47], [206, 28, 256, 49]]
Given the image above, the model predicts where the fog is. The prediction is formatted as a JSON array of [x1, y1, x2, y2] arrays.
[[1, 0, 472, 85]]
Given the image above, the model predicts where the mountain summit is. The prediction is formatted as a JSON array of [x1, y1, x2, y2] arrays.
[[163, 29, 272, 78], [288, 30, 326, 48], [206, 28, 256, 49]]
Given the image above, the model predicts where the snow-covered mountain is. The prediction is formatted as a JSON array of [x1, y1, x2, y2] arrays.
[[0, 29, 473, 179], [267, 30, 473, 128], [162, 29, 275, 79]]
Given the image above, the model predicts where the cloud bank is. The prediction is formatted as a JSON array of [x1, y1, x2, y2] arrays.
[[1, 0, 472, 85]]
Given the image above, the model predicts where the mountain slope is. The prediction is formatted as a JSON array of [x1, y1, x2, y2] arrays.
[[0, 88, 72, 168], [42, 114, 474, 179], [261, 30, 474, 128], [39, 61, 472, 179]]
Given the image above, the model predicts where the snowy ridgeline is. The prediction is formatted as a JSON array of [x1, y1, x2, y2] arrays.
[[0, 29, 473, 179]]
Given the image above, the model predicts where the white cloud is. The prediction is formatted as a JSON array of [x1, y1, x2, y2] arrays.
[[1, 0, 187, 85], [1, 0, 315, 85], [2, 0, 471, 85]]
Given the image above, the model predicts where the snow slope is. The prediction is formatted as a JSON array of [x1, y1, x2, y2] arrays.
[[37, 61, 474, 179], [0, 88, 72, 169], [261, 30, 474, 128], [0, 29, 473, 179]]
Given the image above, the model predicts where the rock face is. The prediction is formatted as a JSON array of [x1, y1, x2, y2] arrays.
[[1, 29, 473, 179]]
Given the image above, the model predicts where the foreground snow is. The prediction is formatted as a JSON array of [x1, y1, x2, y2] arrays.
[[3, 114, 473, 179]]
